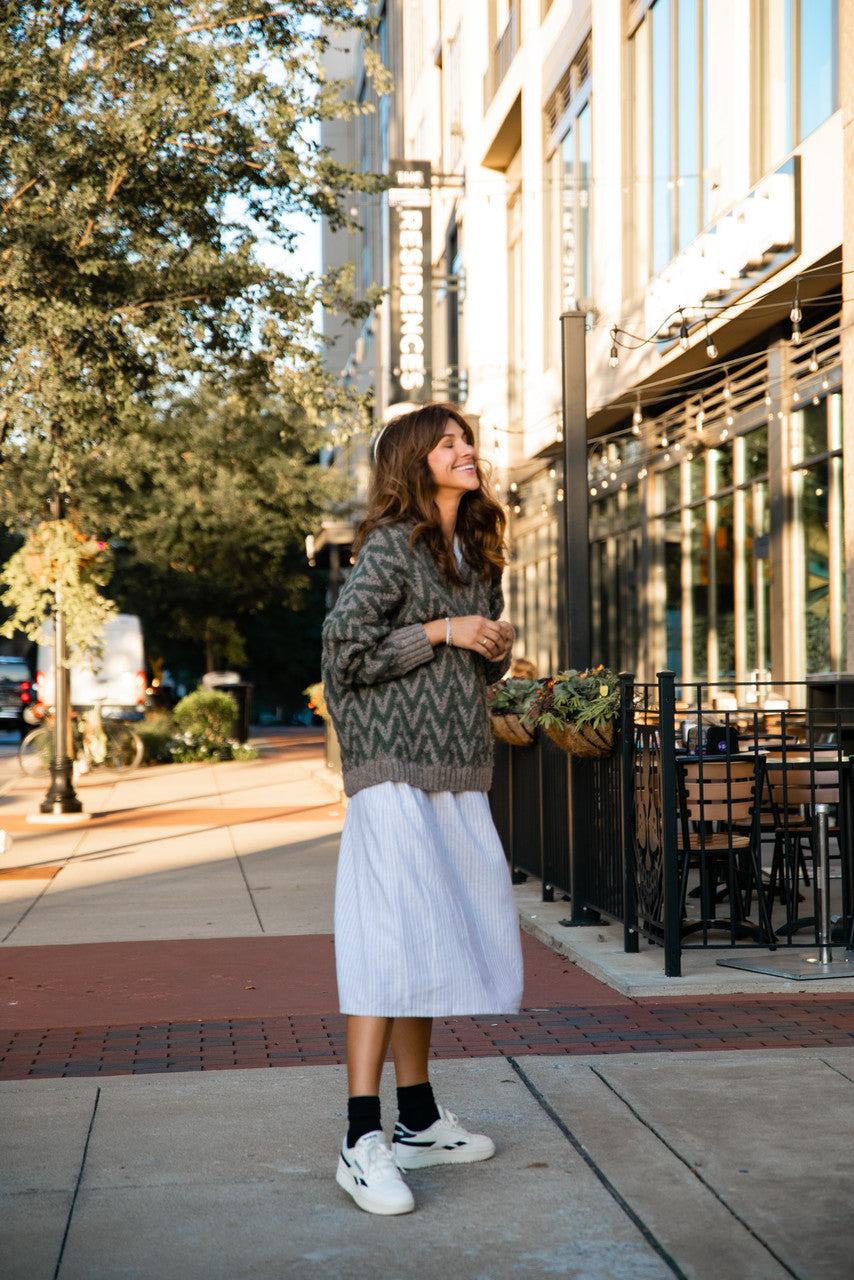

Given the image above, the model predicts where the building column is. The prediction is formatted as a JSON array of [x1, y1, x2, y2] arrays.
[[841, 0, 854, 669]]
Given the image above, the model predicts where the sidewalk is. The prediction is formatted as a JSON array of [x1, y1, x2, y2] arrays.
[[1, 729, 853, 1279]]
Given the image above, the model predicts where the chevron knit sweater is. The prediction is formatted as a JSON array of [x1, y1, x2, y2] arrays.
[[321, 522, 510, 798]]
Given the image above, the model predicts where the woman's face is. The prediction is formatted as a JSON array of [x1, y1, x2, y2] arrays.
[[426, 419, 480, 497]]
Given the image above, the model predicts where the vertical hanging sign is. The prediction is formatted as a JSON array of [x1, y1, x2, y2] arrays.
[[387, 160, 432, 405]]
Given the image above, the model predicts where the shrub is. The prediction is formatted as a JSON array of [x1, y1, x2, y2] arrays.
[[168, 687, 258, 763], [137, 709, 176, 764], [172, 688, 237, 746]]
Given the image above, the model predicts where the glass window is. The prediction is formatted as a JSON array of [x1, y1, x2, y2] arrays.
[[560, 105, 593, 308], [753, 0, 837, 179], [687, 506, 708, 680], [677, 0, 699, 249], [710, 444, 733, 493], [743, 425, 769, 480], [747, 481, 771, 676], [651, 0, 673, 274], [630, 0, 707, 284], [625, 483, 640, 523], [663, 464, 681, 510], [791, 388, 844, 675], [688, 452, 705, 501], [716, 494, 735, 678], [792, 400, 828, 463], [800, 459, 832, 673], [664, 519, 682, 676], [577, 104, 592, 302], [800, 0, 837, 140]]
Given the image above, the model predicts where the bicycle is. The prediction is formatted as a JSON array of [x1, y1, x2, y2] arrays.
[[18, 703, 144, 777]]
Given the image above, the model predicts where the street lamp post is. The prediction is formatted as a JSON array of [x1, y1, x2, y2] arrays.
[[39, 496, 82, 816]]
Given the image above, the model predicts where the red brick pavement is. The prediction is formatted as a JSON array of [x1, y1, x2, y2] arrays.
[[2, 726, 852, 1080], [2, 931, 854, 1080]]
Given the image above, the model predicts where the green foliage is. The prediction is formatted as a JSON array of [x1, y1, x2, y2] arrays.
[[0, 520, 116, 658], [136, 709, 176, 764], [169, 686, 258, 761], [528, 668, 621, 733], [173, 688, 238, 746], [0, 1, 384, 493], [485, 677, 540, 717]]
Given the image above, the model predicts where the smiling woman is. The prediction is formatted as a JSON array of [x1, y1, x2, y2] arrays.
[[320, 400, 522, 1216]]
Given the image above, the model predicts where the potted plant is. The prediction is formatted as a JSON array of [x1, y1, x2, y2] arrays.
[[527, 666, 620, 758], [0, 520, 116, 659], [486, 676, 540, 746]]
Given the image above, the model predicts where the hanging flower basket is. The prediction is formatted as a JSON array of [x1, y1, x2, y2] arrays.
[[0, 520, 116, 660], [490, 711, 535, 747], [486, 677, 540, 748], [527, 667, 620, 759], [544, 718, 615, 759]]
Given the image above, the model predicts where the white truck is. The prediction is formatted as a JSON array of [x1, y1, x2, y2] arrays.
[[36, 614, 146, 720]]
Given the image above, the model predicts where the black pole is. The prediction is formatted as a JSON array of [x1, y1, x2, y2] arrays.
[[40, 494, 82, 815], [560, 312, 597, 924], [559, 311, 591, 669], [657, 670, 681, 977]]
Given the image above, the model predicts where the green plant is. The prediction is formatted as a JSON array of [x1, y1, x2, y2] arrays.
[[172, 688, 238, 747], [0, 520, 116, 659], [136, 710, 176, 765], [486, 677, 540, 717], [527, 667, 621, 733]]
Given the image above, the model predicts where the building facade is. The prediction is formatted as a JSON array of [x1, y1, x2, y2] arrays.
[[321, 0, 850, 689]]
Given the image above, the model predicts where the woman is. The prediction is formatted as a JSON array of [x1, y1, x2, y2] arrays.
[[321, 402, 524, 1216]]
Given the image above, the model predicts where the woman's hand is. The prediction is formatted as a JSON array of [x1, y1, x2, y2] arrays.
[[449, 615, 514, 662]]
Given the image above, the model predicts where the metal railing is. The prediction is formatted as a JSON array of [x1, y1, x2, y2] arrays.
[[492, 670, 854, 976]]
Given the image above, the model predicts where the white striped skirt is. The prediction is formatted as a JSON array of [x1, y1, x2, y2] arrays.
[[334, 782, 524, 1018]]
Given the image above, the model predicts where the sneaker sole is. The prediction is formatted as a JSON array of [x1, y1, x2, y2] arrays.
[[393, 1141, 495, 1170], [335, 1159, 415, 1215]]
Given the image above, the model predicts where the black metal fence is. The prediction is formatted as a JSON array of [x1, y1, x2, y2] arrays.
[[491, 671, 854, 977]]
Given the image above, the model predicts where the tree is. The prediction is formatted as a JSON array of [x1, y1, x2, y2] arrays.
[[0, 3, 384, 794], [0, 1, 382, 486]]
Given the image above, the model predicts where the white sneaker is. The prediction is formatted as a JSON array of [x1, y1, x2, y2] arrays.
[[336, 1131, 415, 1215], [392, 1104, 496, 1169]]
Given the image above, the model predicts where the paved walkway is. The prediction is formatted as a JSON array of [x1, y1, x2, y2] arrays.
[[1, 728, 853, 1279]]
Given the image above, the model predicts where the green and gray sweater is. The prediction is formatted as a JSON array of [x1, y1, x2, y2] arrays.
[[321, 522, 510, 798]]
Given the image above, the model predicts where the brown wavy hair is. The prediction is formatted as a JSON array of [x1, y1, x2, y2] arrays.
[[352, 402, 507, 583]]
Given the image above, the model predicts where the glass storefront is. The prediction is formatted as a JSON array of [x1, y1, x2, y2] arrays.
[[507, 341, 842, 686]]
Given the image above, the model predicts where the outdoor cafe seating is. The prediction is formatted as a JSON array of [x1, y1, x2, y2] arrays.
[[491, 673, 854, 977]]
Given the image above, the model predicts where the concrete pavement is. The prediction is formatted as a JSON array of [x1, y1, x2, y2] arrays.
[[1, 728, 853, 1279]]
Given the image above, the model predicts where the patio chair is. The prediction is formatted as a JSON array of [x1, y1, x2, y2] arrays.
[[762, 751, 843, 939], [676, 755, 775, 946]]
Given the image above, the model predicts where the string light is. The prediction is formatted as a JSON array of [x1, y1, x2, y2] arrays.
[[695, 398, 705, 431], [704, 315, 718, 360], [632, 397, 642, 433], [790, 280, 802, 324], [678, 309, 689, 350], [790, 280, 802, 345], [809, 347, 819, 373], [609, 327, 619, 368]]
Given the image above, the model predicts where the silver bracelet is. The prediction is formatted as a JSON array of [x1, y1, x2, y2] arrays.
[[445, 616, 453, 647]]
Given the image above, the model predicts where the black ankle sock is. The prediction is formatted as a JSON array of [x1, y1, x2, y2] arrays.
[[397, 1081, 440, 1133], [346, 1095, 382, 1148]]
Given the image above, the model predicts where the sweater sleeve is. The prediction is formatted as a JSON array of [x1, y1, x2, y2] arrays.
[[482, 574, 511, 684], [322, 527, 435, 689]]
